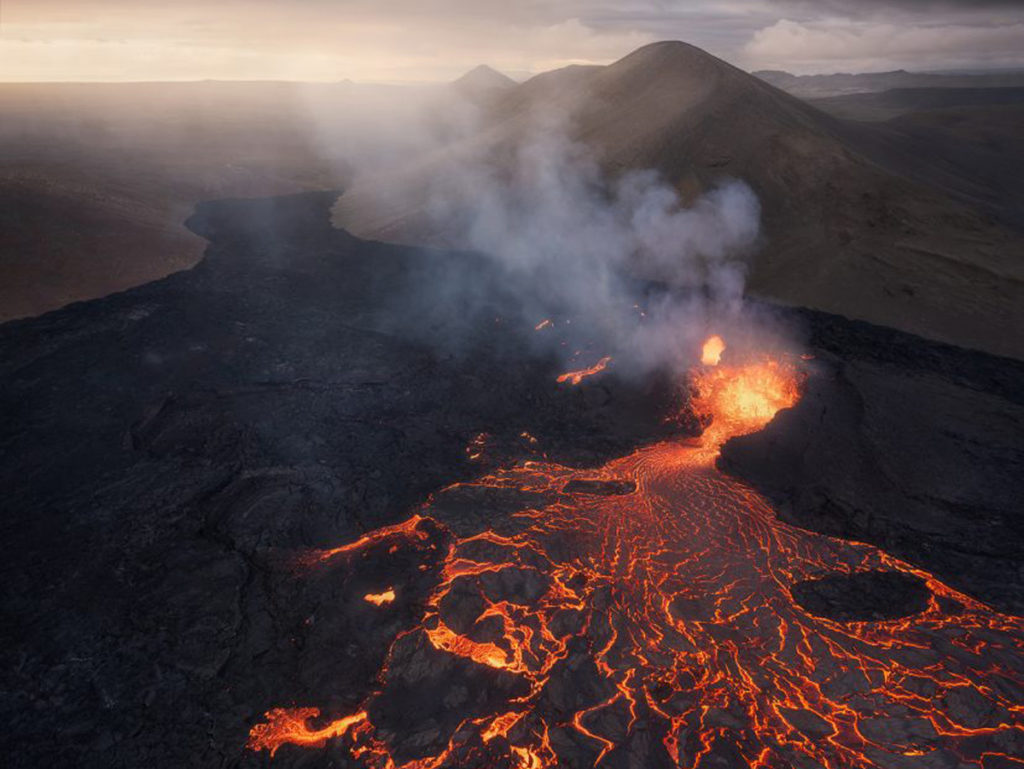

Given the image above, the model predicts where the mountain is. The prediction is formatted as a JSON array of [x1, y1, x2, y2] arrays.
[[755, 68, 1024, 98], [332, 41, 1024, 360], [451, 64, 516, 101], [807, 86, 1024, 121]]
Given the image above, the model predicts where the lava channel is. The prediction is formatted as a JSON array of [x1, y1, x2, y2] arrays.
[[248, 343, 1024, 768]]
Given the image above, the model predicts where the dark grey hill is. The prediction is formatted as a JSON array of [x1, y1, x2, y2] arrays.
[[1, 191, 1022, 767], [807, 86, 1024, 121], [335, 42, 1024, 360], [755, 68, 1024, 98]]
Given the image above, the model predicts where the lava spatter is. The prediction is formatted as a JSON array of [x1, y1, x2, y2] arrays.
[[248, 339, 1024, 768]]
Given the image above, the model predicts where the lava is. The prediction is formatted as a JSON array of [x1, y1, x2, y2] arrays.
[[249, 339, 1024, 768], [691, 354, 802, 449], [248, 708, 368, 756], [364, 588, 397, 606], [297, 515, 435, 571], [557, 356, 612, 385], [701, 334, 726, 366]]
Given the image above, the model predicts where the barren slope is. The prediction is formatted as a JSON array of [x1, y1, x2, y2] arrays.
[[333, 41, 1024, 360]]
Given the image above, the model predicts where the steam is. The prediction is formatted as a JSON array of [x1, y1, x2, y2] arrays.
[[424, 120, 763, 375]]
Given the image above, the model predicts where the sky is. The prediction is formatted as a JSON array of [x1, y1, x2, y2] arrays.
[[1, 0, 1023, 82]]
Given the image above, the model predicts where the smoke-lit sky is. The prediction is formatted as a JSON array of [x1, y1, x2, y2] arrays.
[[2, 0, 1023, 82]]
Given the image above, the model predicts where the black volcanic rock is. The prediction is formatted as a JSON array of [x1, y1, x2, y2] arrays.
[[0, 192, 680, 769], [2, 190, 1023, 768], [719, 309, 1024, 615], [790, 571, 932, 622]]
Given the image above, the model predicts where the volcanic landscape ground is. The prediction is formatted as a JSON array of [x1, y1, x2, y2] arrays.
[[249, 408, 1024, 768], [2, 192, 1023, 768]]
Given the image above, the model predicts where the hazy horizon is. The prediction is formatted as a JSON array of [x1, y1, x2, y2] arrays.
[[2, 1, 1024, 83], [2, 50, 1024, 87]]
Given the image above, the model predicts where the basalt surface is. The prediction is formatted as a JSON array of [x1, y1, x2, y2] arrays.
[[719, 310, 1024, 616], [1, 191, 1021, 768]]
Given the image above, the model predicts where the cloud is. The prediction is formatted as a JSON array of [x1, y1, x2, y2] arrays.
[[0, 4, 654, 82], [3, 1, 1024, 80], [744, 16, 1024, 72]]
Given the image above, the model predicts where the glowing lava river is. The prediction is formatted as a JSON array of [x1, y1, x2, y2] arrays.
[[248, 348, 1024, 768]]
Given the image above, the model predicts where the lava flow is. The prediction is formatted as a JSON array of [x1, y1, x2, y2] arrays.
[[248, 337, 1024, 768], [557, 356, 612, 386]]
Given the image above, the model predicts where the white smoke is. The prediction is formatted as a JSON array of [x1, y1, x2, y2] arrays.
[[424, 120, 763, 375]]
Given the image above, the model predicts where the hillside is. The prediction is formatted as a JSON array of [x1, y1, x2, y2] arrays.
[[755, 68, 1024, 98], [333, 41, 1024, 360], [807, 86, 1024, 121], [0, 79, 469, 321]]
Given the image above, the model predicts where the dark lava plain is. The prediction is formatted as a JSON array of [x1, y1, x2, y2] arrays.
[[1, 191, 1022, 767]]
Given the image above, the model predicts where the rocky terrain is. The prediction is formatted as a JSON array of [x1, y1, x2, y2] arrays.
[[721, 306, 1024, 615], [0, 192, 680, 768], [2, 191, 1022, 767]]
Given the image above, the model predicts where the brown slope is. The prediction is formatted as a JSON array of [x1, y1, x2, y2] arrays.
[[333, 41, 1024, 360], [0, 81, 348, 322]]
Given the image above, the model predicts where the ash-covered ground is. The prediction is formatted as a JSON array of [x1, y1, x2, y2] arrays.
[[1, 192, 1022, 767]]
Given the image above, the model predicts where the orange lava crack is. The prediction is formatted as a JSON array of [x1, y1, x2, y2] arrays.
[[248, 338, 1024, 768]]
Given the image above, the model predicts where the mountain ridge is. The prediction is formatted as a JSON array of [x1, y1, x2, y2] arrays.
[[332, 40, 1024, 359]]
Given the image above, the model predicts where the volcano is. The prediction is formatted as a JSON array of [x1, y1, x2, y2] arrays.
[[3, 35, 1024, 769], [333, 41, 1024, 361]]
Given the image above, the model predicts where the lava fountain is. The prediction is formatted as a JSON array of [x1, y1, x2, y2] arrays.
[[700, 335, 726, 367], [690, 342, 801, 451], [248, 336, 1023, 768]]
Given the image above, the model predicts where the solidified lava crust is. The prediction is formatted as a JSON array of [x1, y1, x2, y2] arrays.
[[247, 356, 1024, 769], [790, 571, 932, 622]]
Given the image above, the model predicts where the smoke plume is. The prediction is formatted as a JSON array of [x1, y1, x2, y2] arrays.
[[422, 118, 764, 375]]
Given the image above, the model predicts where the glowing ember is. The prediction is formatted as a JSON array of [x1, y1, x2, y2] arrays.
[[466, 432, 489, 461], [249, 348, 1023, 767], [534, 319, 553, 331], [363, 588, 396, 606], [556, 356, 612, 385], [701, 334, 726, 366]]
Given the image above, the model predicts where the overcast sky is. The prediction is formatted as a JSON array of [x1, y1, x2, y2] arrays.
[[2, 0, 1023, 82]]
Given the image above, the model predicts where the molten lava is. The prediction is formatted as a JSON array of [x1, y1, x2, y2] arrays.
[[692, 357, 801, 448], [700, 334, 726, 366], [557, 356, 612, 385], [248, 339, 1024, 768], [249, 708, 368, 756], [364, 588, 396, 606]]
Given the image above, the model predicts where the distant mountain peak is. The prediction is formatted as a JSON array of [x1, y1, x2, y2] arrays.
[[452, 65, 516, 93]]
